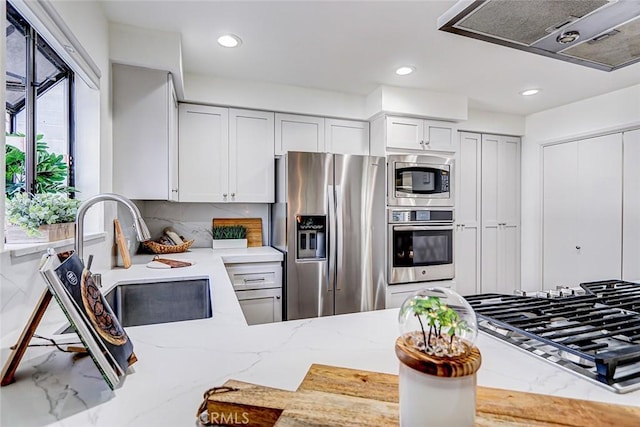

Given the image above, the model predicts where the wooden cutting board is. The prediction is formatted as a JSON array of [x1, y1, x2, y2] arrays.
[[114, 219, 131, 268], [212, 218, 263, 247], [206, 364, 640, 426]]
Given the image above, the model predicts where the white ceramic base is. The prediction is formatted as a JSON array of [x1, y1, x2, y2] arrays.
[[212, 238, 248, 249], [399, 363, 476, 427]]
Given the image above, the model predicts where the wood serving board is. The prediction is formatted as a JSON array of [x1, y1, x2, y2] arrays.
[[206, 364, 640, 426], [212, 218, 263, 247]]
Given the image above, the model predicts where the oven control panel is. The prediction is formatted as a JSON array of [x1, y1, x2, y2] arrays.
[[389, 209, 454, 223]]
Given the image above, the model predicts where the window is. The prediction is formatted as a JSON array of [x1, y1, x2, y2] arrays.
[[5, 2, 74, 197]]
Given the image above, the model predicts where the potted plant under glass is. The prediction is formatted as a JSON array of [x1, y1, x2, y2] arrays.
[[396, 287, 481, 427], [212, 225, 248, 249], [5, 193, 80, 243]]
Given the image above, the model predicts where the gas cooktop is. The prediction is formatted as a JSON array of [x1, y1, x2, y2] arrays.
[[465, 280, 640, 394]]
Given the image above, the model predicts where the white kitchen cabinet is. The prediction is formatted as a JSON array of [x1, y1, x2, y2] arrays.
[[112, 64, 178, 200], [623, 129, 640, 281], [178, 104, 229, 202], [275, 113, 324, 155], [455, 132, 481, 296], [178, 105, 274, 203], [386, 280, 454, 309], [543, 133, 623, 287], [229, 109, 275, 203], [324, 118, 370, 155], [481, 134, 520, 294], [225, 262, 283, 325], [385, 116, 456, 152]]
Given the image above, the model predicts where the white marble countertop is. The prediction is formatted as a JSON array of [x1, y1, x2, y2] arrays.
[[1, 248, 639, 426]]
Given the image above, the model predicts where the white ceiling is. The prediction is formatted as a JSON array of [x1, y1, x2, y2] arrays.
[[98, 0, 640, 116]]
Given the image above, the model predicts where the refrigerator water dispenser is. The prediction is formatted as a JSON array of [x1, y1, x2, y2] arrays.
[[296, 215, 326, 260]]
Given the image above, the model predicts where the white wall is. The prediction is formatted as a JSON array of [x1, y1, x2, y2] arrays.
[[521, 84, 640, 291], [460, 109, 525, 136], [184, 72, 368, 120], [1, 1, 112, 342], [109, 22, 184, 99], [365, 85, 468, 121]]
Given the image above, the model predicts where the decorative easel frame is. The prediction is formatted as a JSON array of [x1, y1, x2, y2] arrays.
[[1, 289, 52, 386]]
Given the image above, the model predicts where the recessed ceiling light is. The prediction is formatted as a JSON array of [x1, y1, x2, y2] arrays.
[[395, 66, 415, 76], [217, 34, 242, 48], [520, 88, 541, 96]]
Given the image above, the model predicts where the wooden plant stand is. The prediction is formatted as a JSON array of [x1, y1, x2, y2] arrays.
[[1, 289, 53, 386]]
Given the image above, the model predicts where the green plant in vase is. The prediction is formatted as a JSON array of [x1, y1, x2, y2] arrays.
[[407, 295, 472, 357], [212, 225, 247, 240], [5, 192, 80, 236]]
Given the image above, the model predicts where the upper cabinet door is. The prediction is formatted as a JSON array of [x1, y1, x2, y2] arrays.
[[324, 119, 370, 155], [275, 113, 324, 155], [496, 135, 520, 225], [424, 119, 456, 151], [178, 104, 229, 202], [386, 116, 423, 150], [385, 116, 456, 152], [167, 75, 179, 202], [229, 109, 275, 203], [112, 64, 172, 200]]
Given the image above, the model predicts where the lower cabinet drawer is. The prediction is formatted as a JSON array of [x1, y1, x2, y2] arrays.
[[236, 288, 282, 325], [226, 262, 282, 291]]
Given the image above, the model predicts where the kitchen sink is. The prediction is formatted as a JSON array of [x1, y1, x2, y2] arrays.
[[59, 277, 212, 332]]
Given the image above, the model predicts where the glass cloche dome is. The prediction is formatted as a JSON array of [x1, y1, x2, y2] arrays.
[[398, 287, 478, 358]]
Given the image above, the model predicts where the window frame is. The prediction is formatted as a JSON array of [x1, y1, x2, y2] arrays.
[[5, 2, 75, 196]]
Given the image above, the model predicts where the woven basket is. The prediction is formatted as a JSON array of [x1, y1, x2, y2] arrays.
[[141, 239, 194, 254]]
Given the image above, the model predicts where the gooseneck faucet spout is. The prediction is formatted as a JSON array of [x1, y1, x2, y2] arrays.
[[74, 193, 151, 263]]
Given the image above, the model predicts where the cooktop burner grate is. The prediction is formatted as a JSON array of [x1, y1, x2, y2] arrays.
[[465, 280, 640, 393]]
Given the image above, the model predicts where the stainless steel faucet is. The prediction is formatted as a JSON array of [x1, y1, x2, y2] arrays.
[[74, 193, 151, 263]]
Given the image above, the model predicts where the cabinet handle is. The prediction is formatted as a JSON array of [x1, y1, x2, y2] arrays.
[[243, 278, 266, 283], [276, 296, 281, 300], [171, 188, 178, 193], [223, 193, 228, 198], [576, 245, 581, 250], [419, 140, 424, 146], [231, 193, 236, 197]]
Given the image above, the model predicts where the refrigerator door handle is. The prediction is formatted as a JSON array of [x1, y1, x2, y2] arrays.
[[327, 185, 336, 293], [334, 185, 343, 291]]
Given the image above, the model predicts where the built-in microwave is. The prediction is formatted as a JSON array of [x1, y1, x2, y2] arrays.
[[387, 154, 454, 207]]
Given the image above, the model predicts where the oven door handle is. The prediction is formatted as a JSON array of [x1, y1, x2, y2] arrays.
[[393, 225, 454, 231]]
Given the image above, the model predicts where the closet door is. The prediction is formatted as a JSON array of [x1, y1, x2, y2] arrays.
[[481, 134, 520, 294], [623, 129, 640, 280], [455, 132, 481, 295], [575, 133, 622, 283], [543, 142, 578, 287], [543, 134, 623, 287]]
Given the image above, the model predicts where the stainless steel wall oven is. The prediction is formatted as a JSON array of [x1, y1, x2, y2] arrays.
[[388, 209, 455, 284]]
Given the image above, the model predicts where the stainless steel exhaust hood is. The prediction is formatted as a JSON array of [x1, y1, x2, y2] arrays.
[[437, 0, 640, 71]]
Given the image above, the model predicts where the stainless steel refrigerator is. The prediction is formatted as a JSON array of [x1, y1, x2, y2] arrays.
[[272, 151, 386, 320]]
